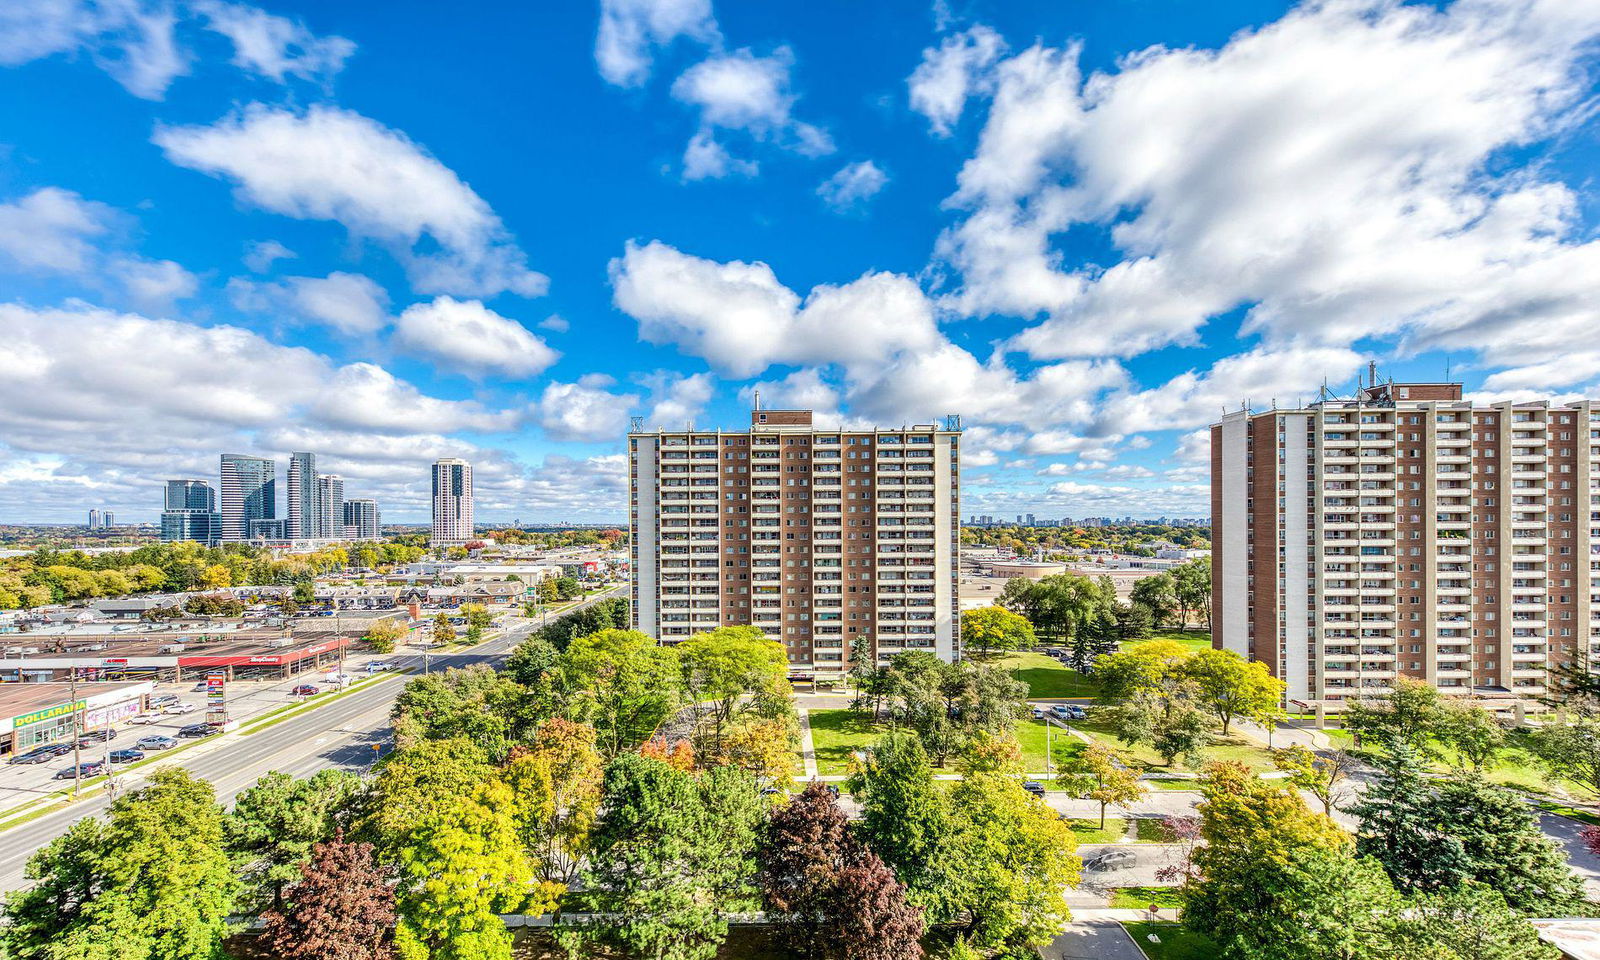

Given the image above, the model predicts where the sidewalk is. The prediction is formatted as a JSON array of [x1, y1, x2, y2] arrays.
[[796, 708, 818, 780]]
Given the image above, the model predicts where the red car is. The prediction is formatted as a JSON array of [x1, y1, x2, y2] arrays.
[[291, 684, 321, 697]]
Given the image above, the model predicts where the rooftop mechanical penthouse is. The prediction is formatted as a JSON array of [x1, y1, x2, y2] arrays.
[[629, 408, 962, 682], [1212, 373, 1600, 715]]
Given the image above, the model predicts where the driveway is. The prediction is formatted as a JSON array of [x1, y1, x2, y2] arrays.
[[1044, 919, 1146, 960]]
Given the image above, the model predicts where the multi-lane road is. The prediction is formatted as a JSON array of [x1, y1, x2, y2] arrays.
[[0, 587, 621, 892]]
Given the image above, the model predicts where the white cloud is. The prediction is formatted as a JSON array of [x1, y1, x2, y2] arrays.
[[907, 24, 1007, 136], [0, 0, 189, 99], [309, 363, 522, 435], [195, 0, 353, 84], [642, 371, 715, 428], [231, 271, 390, 336], [595, 0, 719, 87], [611, 239, 940, 378], [0, 187, 110, 272], [155, 104, 548, 299], [933, 1, 1600, 375], [393, 296, 559, 378], [670, 47, 833, 178], [817, 160, 888, 212], [1038, 462, 1154, 480], [537, 314, 569, 333], [242, 238, 295, 272], [539, 378, 640, 443], [114, 256, 198, 310]]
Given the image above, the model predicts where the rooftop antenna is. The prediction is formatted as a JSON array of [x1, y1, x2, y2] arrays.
[[753, 389, 762, 412], [1445, 355, 1452, 381], [1368, 360, 1377, 389]]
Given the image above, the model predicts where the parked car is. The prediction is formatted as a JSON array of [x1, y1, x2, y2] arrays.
[[162, 702, 196, 715], [1085, 850, 1137, 871], [54, 761, 106, 779], [127, 713, 162, 725], [1031, 706, 1046, 720], [134, 736, 178, 751], [177, 723, 215, 738], [108, 749, 145, 763], [291, 684, 320, 697], [191, 682, 210, 692], [7, 744, 70, 765], [1050, 704, 1072, 720], [1065, 705, 1087, 720], [78, 729, 117, 746], [1022, 780, 1046, 797], [149, 694, 179, 707]]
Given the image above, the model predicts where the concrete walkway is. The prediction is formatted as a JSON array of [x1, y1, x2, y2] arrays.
[[796, 707, 819, 780], [1233, 717, 1332, 750]]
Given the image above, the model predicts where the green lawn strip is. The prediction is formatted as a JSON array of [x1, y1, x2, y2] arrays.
[[807, 709, 880, 777], [1134, 817, 1171, 842], [1069, 712, 1276, 774], [1065, 817, 1126, 844], [1537, 801, 1600, 826], [1142, 630, 1214, 654], [1325, 727, 1560, 796], [236, 670, 412, 735], [1121, 922, 1220, 960], [1111, 887, 1186, 910], [1143, 778, 1202, 791], [995, 651, 1099, 699]]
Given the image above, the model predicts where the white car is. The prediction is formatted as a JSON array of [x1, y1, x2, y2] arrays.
[[365, 661, 392, 673], [127, 713, 163, 725], [324, 673, 357, 685], [162, 702, 196, 715]]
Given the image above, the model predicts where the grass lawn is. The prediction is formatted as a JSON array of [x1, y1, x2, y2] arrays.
[[1070, 711, 1277, 774], [1134, 817, 1171, 842], [1121, 922, 1220, 960], [997, 651, 1099, 699], [1065, 817, 1126, 844], [1111, 887, 1186, 910], [1539, 801, 1600, 826], [1142, 630, 1213, 654], [807, 709, 880, 777], [1323, 727, 1560, 796], [1144, 777, 1203, 791]]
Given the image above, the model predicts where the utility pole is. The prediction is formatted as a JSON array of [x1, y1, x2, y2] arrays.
[[69, 668, 81, 798]]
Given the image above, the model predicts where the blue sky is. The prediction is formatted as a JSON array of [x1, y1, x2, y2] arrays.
[[1, 0, 1598, 524]]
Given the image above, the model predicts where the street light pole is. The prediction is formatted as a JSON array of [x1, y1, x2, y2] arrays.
[[69, 668, 81, 798]]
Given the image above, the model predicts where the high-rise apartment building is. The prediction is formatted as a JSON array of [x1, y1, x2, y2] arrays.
[[431, 459, 474, 545], [629, 408, 963, 679], [219, 455, 276, 543], [286, 452, 320, 539], [344, 498, 380, 540], [160, 479, 218, 544], [1211, 377, 1598, 711], [317, 475, 344, 539]]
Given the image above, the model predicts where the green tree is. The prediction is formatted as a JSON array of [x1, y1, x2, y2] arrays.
[[555, 628, 681, 756], [848, 731, 965, 924], [1171, 558, 1211, 631], [553, 575, 582, 600], [1272, 744, 1355, 816], [1129, 573, 1179, 627], [365, 618, 406, 655], [391, 663, 527, 760], [678, 625, 793, 750], [431, 611, 455, 646], [1055, 742, 1146, 829], [1392, 884, 1561, 960], [225, 769, 362, 911], [1344, 677, 1443, 753], [502, 718, 603, 895], [393, 779, 531, 960], [578, 753, 767, 960], [1529, 712, 1600, 797], [1435, 701, 1506, 772], [959, 605, 1036, 659], [360, 738, 495, 858], [1183, 647, 1285, 735], [3, 769, 237, 960], [293, 580, 316, 603]]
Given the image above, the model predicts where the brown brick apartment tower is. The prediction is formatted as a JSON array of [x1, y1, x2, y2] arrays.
[[629, 408, 962, 681], [1212, 376, 1597, 713]]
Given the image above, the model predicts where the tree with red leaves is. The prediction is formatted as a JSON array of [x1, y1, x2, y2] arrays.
[[261, 830, 396, 960], [759, 782, 924, 960]]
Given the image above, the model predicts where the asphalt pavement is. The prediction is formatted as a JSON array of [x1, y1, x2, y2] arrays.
[[0, 587, 620, 893]]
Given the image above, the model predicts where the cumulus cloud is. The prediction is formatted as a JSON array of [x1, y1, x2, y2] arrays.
[[242, 238, 295, 272], [933, 0, 1600, 375], [671, 47, 833, 179], [393, 296, 559, 378], [907, 24, 1007, 136], [817, 160, 888, 212], [155, 104, 548, 299], [642, 371, 715, 428], [595, 0, 719, 87], [539, 376, 640, 442], [194, 0, 353, 84], [231, 271, 390, 336]]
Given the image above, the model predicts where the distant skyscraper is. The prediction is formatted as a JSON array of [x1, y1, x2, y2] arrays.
[[220, 455, 276, 543], [317, 474, 345, 539], [87, 509, 100, 530], [102, 511, 114, 528], [431, 459, 474, 545], [248, 518, 286, 541], [344, 498, 380, 540], [286, 452, 320, 539], [161, 479, 218, 544]]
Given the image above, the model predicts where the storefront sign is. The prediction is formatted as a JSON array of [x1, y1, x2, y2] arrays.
[[84, 699, 140, 729], [13, 699, 84, 728]]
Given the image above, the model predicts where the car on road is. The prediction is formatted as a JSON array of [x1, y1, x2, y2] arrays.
[[191, 682, 210, 692], [7, 743, 71, 765], [177, 723, 215, 738], [1023, 780, 1046, 797], [162, 702, 196, 715], [108, 749, 145, 763], [78, 729, 117, 746], [365, 661, 391, 673], [324, 673, 357, 685], [134, 735, 178, 751], [149, 694, 179, 707], [1031, 706, 1045, 719], [127, 712, 162, 725], [54, 761, 106, 779], [291, 684, 321, 697], [1085, 850, 1137, 871]]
